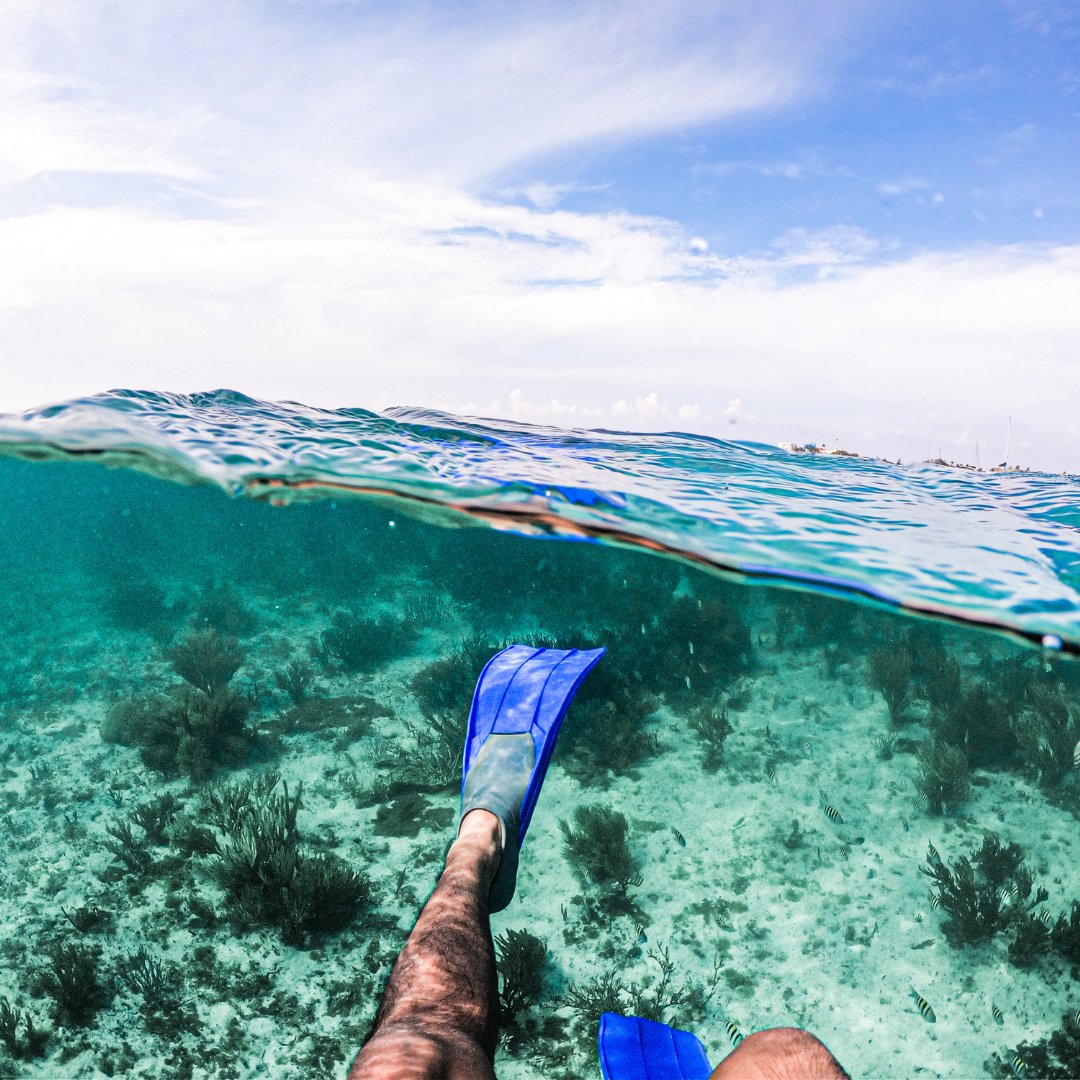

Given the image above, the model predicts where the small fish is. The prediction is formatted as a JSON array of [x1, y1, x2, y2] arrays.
[[823, 805, 844, 824], [910, 987, 936, 1023], [996, 808, 1006, 822], [902, 817, 910, 832], [698, 662, 708, 674], [634, 923, 648, 943], [999, 886, 1014, 906], [641, 623, 646, 636], [911, 938, 936, 950], [671, 826, 686, 847], [926, 841, 942, 865], [1074, 738, 1080, 768], [689, 641, 694, 656], [767, 767, 777, 784], [991, 1003, 1004, 1025], [685, 675, 692, 691], [1037, 909, 1053, 928], [1073, 1010, 1080, 1025], [929, 893, 941, 909], [839, 846, 850, 860], [1010, 1054, 1027, 1076], [861, 800, 871, 812], [818, 788, 830, 803], [732, 815, 746, 833], [803, 740, 813, 757], [725, 1020, 744, 1046]]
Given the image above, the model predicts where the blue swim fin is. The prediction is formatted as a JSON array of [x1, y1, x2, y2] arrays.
[[460, 644, 604, 911], [598, 1013, 713, 1080]]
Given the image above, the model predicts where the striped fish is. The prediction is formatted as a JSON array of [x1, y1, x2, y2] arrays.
[[929, 893, 941, 910], [1037, 909, 1053, 928], [823, 805, 844, 824], [725, 1020, 744, 1047], [1074, 739, 1080, 768], [999, 886, 1014, 906], [996, 808, 1006, 822], [804, 740, 813, 757], [635, 923, 648, 944], [671, 826, 686, 847], [926, 840, 942, 865], [1011, 1054, 1027, 1076], [839, 846, 850, 861], [902, 817, 910, 832], [910, 987, 936, 1023], [767, 767, 777, 784], [991, 1003, 1004, 1025], [688, 641, 694, 655], [1074, 1010, 1080, 1025]]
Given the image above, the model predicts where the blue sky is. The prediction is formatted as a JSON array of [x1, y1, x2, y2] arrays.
[[1, 0, 1078, 470]]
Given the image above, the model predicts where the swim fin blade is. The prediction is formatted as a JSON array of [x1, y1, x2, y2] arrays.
[[598, 1013, 713, 1080]]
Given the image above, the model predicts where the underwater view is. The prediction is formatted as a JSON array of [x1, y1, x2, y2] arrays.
[[0, 392, 1079, 1079]]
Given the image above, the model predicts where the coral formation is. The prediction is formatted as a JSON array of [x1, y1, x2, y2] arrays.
[[165, 626, 246, 695], [559, 804, 641, 903], [495, 928, 547, 1018], [915, 739, 970, 814], [320, 610, 416, 672], [866, 643, 913, 725], [208, 775, 372, 945], [688, 705, 733, 773]]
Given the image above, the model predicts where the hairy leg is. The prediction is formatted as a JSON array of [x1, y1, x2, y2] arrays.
[[710, 1027, 849, 1080], [348, 810, 502, 1080]]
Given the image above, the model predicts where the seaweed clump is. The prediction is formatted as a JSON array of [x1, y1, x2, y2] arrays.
[[0, 997, 47, 1061], [867, 643, 913, 725], [102, 629, 256, 781], [496, 928, 547, 1018], [921, 834, 1044, 948], [37, 940, 111, 1029], [1012, 683, 1079, 790], [688, 705, 733, 773], [988, 1011, 1080, 1080], [320, 610, 416, 673], [208, 775, 372, 945], [559, 804, 641, 908], [915, 739, 970, 814]]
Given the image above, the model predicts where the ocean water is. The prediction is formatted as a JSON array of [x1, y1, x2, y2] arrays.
[[0, 389, 1078, 1079]]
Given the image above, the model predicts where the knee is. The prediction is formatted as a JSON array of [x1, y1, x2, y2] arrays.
[[711, 1026, 848, 1080], [348, 1024, 496, 1080]]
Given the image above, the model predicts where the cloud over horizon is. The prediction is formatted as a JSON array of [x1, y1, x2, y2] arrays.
[[0, 0, 1078, 473]]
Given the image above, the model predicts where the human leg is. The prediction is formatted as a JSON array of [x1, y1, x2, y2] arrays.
[[347, 810, 502, 1080]]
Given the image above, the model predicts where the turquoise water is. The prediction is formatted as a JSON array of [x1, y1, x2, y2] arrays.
[[0, 390, 1078, 1079]]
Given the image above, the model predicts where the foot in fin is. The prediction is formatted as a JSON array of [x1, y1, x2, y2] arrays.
[[459, 644, 604, 912]]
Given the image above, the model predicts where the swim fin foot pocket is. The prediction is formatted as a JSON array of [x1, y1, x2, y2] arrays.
[[459, 644, 605, 913]]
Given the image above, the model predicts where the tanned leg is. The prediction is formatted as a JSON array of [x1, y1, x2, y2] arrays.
[[709, 1027, 849, 1080], [348, 810, 502, 1080]]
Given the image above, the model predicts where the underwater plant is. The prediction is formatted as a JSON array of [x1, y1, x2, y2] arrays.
[[274, 658, 318, 704], [915, 739, 970, 814], [0, 997, 47, 1061], [101, 577, 174, 637], [103, 820, 154, 875], [495, 928, 547, 1018], [559, 804, 641, 901], [320, 609, 416, 673], [1050, 900, 1080, 965], [1011, 683, 1079, 789], [562, 946, 720, 1053], [39, 940, 110, 1029], [191, 580, 256, 637], [129, 793, 180, 845], [102, 684, 255, 782], [934, 682, 1019, 769], [645, 595, 753, 701], [921, 834, 1045, 948], [378, 714, 464, 791], [988, 1011, 1080, 1080], [120, 948, 177, 1010], [372, 791, 455, 838], [210, 776, 372, 945], [409, 636, 499, 720], [558, 659, 661, 787], [165, 626, 246, 695], [688, 705, 733, 773], [1007, 914, 1051, 969], [867, 643, 913, 725]]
